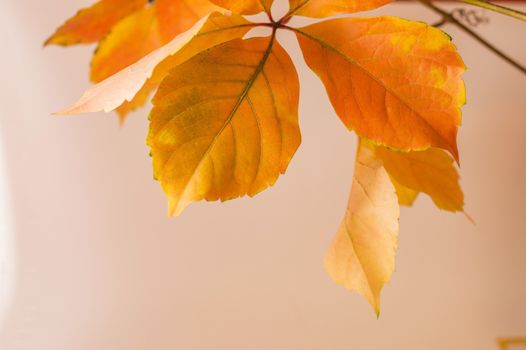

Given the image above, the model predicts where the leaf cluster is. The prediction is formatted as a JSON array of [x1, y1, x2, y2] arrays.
[[47, 0, 468, 315]]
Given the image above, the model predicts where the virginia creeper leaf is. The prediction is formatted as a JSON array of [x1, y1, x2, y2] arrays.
[[45, 0, 146, 46], [325, 141, 399, 315], [148, 36, 301, 216], [376, 146, 464, 212], [288, 0, 392, 18], [295, 17, 466, 161]]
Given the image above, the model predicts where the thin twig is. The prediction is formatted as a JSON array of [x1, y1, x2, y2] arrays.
[[419, 0, 526, 75], [453, 0, 526, 21]]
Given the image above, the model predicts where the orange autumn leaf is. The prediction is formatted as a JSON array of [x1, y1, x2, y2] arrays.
[[45, 0, 146, 46], [209, 0, 272, 15], [325, 141, 399, 315], [295, 17, 466, 161], [155, 0, 220, 41], [91, 5, 164, 83], [148, 36, 301, 216], [376, 146, 464, 212], [89, 4, 161, 117], [288, 0, 392, 18]]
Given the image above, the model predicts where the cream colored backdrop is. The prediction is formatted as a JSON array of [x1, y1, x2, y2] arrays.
[[0, 1, 525, 349]]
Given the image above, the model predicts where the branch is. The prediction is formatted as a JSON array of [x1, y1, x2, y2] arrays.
[[453, 0, 526, 21], [418, 0, 526, 75]]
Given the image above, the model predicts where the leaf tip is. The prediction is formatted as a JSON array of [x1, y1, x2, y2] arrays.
[[167, 197, 189, 217], [43, 34, 56, 47], [446, 143, 460, 165], [43, 33, 71, 47], [370, 295, 382, 319], [53, 105, 78, 116]]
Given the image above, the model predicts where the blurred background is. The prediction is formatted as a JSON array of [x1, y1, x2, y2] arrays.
[[0, 1, 525, 349]]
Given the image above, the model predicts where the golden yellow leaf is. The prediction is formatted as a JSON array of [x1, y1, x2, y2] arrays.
[[295, 17, 466, 161], [288, 0, 392, 18], [45, 0, 146, 46], [376, 146, 464, 212], [209, 0, 272, 15], [390, 176, 419, 206], [56, 15, 213, 115], [148, 36, 301, 216], [325, 141, 399, 315]]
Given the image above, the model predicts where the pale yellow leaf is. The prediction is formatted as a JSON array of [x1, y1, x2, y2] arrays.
[[325, 142, 399, 315]]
